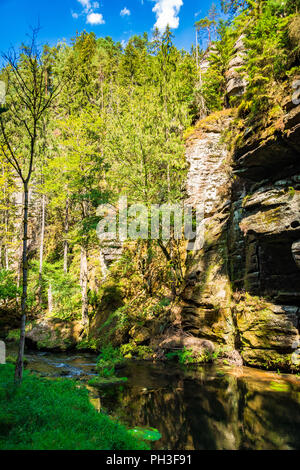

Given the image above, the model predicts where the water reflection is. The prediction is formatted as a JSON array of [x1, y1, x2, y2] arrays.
[[6, 343, 300, 450], [96, 363, 300, 450]]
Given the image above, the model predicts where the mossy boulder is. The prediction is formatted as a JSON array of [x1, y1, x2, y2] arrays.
[[235, 295, 300, 372], [159, 334, 215, 356], [129, 326, 151, 344], [241, 348, 298, 372], [25, 318, 85, 351]]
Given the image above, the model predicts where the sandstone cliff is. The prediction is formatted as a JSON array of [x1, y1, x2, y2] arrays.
[[177, 91, 300, 371]]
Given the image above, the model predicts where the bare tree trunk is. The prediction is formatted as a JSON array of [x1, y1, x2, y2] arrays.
[[48, 282, 53, 314], [16, 192, 24, 289], [4, 209, 9, 270], [38, 193, 45, 305], [2, 166, 9, 270], [80, 246, 89, 326], [16, 244, 22, 288], [0, 210, 9, 270], [196, 29, 199, 70], [15, 182, 29, 382], [63, 197, 69, 274]]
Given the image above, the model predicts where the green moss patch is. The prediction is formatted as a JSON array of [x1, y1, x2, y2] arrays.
[[87, 376, 128, 388]]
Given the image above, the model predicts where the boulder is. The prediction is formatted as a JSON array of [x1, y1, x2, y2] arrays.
[[159, 334, 215, 355], [220, 349, 243, 366], [292, 240, 300, 269], [226, 76, 247, 98], [26, 318, 85, 350], [129, 326, 151, 344]]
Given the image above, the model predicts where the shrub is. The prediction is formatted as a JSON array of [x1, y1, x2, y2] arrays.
[[96, 344, 124, 378], [0, 270, 19, 302]]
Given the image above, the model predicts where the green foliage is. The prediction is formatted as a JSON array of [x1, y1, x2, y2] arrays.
[[0, 270, 19, 301], [0, 21, 198, 349], [76, 337, 99, 351], [120, 342, 154, 360], [166, 347, 220, 364], [166, 347, 195, 364], [97, 303, 129, 342], [0, 27, 196, 328], [27, 260, 81, 319], [237, 1, 299, 128], [199, 19, 236, 112], [0, 364, 148, 450], [221, 0, 251, 15], [5, 355, 28, 365], [96, 344, 124, 378], [6, 329, 20, 342]]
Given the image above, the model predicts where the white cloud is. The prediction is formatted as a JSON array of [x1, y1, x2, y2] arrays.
[[152, 0, 183, 31], [77, 0, 91, 10], [120, 7, 131, 16], [72, 0, 105, 25], [86, 12, 105, 24]]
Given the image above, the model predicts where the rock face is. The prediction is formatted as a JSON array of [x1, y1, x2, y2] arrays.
[[99, 241, 123, 278], [185, 116, 230, 212], [200, 44, 218, 75], [179, 98, 300, 372], [180, 112, 237, 360], [26, 318, 85, 350], [226, 35, 247, 100]]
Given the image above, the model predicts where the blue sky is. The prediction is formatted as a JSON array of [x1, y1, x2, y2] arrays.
[[0, 0, 215, 54]]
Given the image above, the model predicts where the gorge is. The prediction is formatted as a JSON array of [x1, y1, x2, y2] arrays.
[[0, 0, 300, 451]]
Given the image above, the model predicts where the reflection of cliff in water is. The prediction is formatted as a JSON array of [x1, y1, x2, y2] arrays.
[[99, 363, 300, 450]]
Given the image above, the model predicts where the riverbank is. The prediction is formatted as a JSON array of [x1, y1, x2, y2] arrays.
[[0, 363, 149, 450], [2, 346, 300, 450]]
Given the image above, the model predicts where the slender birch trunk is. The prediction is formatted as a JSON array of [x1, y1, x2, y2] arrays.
[[63, 197, 69, 274], [4, 209, 9, 270], [38, 193, 46, 305], [2, 165, 9, 269], [48, 282, 53, 314], [196, 29, 199, 70], [17, 192, 24, 289], [80, 245, 89, 326], [15, 182, 29, 382]]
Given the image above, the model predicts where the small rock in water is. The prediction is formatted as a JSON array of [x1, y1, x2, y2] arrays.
[[56, 363, 67, 368], [59, 371, 69, 376]]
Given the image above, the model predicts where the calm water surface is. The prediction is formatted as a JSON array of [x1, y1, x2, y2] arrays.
[[8, 345, 300, 450]]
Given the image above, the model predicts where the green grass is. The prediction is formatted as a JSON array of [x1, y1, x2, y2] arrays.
[[0, 364, 148, 450]]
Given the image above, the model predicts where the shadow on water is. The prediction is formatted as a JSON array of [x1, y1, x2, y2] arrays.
[[7, 344, 300, 450], [96, 362, 300, 450]]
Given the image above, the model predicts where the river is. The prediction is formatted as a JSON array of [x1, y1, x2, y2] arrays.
[[6, 345, 300, 450]]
